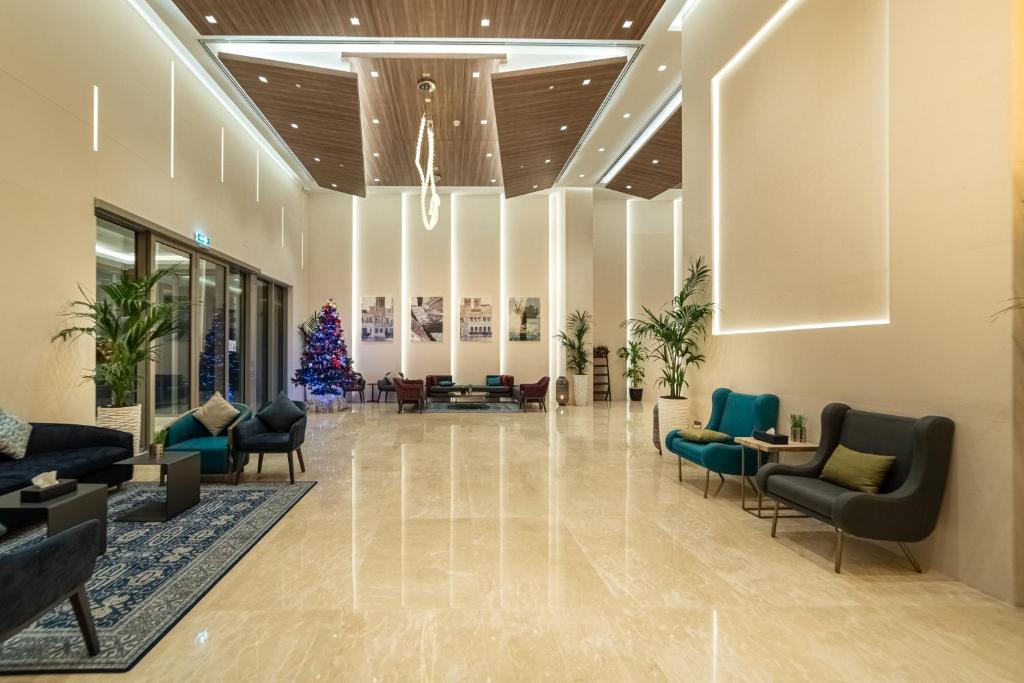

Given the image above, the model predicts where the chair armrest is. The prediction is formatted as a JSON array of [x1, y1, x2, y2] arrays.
[[225, 409, 251, 450], [164, 411, 210, 447], [234, 417, 269, 448], [26, 423, 132, 455], [288, 416, 307, 450]]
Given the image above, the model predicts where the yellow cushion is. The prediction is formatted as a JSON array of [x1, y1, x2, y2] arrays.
[[820, 444, 895, 494]]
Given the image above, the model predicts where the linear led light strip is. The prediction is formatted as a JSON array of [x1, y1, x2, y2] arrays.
[[600, 88, 681, 184], [125, 0, 299, 183], [710, 0, 890, 335]]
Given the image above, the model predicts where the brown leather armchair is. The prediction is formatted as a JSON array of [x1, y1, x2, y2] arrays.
[[393, 378, 425, 413], [515, 377, 550, 412]]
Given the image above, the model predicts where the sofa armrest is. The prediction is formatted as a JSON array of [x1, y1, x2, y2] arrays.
[[26, 423, 132, 456]]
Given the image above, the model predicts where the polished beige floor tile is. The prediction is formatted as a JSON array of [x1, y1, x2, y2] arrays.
[[27, 402, 1024, 682]]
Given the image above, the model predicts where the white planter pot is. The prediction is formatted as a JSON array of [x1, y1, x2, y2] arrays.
[[657, 396, 690, 435], [573, 375, 592, 406], [97, 404, 142, 455]]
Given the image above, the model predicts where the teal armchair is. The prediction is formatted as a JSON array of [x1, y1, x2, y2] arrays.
[[164, 402, 251, 476], [665, 388, 779, 497]]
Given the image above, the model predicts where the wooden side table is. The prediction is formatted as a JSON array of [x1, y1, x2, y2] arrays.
[[734, 436, 818, 518]]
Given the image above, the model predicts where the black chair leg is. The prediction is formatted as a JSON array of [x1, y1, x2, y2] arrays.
[[233, 453, 244, 484], [70, 586, 100, 656], [286, 451, 296, 484], [296, 447, 306, 473], [257, 453, 264, 473]]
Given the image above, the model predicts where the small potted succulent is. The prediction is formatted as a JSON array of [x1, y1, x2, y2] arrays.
[[617, 339, 648, 401], [789, 414, 808, 443], [149, 428, 167, 459]]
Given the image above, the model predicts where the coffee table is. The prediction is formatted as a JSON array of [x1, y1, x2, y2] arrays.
[[116, 451, 200, 522], [734, 436, 819, 518], [0, 483, 108, 553]]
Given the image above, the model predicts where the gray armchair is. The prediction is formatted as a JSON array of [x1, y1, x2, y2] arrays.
[[233, 400, 307, 484], [0, 520, 102, 655], [755, 403, 954, 573]]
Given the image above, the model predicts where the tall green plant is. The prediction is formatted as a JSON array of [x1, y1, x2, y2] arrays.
[[616, 339, 648, 389], [53, 269, 183, 408], [623, 258, 714, 398], [555, 310, 593, 375]]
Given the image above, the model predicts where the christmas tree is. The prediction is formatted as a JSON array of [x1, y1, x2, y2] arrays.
[[292, 299, 355, 397], [198, 310, 241, 400]]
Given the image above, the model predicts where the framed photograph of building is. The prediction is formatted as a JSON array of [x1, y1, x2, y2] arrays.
[[360, 296, 394, 341], [459, 297, 493, 341], [410, 296, 444, 342], [508, 297, 541, 341]]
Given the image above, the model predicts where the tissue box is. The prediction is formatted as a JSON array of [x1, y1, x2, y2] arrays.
[[20, 479, 78, 502], [753, 431, 789, 445]]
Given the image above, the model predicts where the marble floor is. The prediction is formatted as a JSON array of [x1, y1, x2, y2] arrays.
[[35, 402, 1024, 682]]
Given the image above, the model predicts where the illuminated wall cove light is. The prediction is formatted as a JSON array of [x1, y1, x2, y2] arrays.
[[710, 0, 890, 335]]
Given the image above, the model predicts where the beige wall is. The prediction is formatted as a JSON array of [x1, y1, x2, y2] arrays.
[[307, 192, 354, 369], [503, 194, 551, 382], [682, 0, 1019, 602], [453, 194, 501, 383], [0, 0, 308, 423], [404, 193, 452, 378], [353, 195, 402, 381], [594, 200, 629, 397]]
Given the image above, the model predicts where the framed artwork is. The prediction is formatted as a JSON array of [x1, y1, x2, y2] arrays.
[[410, 296, 444, 342], [459, 297, 492, 341], [508, 297, 541, 341], [360, 296, 393, 341]]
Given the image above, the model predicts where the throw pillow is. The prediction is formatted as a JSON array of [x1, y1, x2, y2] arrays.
[[258, 391, 305, 432], [820, 444, 896, 494], [193, 392, 240, 436], [678, 427, 730, 444], [486, 375, 503, 387], [438, 380, 455, 387], [0, 409, 32, 459]]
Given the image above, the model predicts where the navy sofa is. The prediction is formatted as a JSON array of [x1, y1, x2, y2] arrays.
[[0, 423, 133, 527]]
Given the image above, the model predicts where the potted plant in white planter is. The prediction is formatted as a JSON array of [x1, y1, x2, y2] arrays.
[[625, 258, 714, 434], [555, 310, 593, 406], [617, 339, 648, 401], [53, 269, 182, 454]]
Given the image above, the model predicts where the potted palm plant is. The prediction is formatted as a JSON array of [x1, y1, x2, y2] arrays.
[[617, 339, 648, 401], [555, 310, 593, 406], [53, 269, 182, 454], [624, 258, 714, 434]]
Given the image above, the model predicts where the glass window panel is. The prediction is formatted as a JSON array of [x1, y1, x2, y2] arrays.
[[256, 279, 270, 406], [228, 270, 245, 403], [273, 285, 286, 395], [198, 259, 226, 403], [95, 220, 136, 408], [154, 242, 191, 427]]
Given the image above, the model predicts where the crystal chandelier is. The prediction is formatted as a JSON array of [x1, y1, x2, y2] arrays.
[[415, 79, 440, 231]]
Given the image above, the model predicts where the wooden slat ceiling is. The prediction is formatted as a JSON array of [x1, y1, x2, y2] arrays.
[[491, 57, 626, 198], [605, 108, 681, 199], [173, 1, 665, 40], [220, 54, 365, 196], [348, 56, 504, 187]]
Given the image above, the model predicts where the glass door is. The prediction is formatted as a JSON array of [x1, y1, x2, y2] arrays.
[[197, 258, 226, 403], [153, 242, 191, 429], [95, 220, 138, 409], [255, 279, 270, 406], [228, 269, 246, 403]]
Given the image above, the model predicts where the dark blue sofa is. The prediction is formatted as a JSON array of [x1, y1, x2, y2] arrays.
[[0, 423, 133, 526], [665, 388, 779, 496]]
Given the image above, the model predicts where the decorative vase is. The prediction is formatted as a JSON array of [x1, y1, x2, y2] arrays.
[[149, 443, 164, 459], [791, 426, 807, 443], [555, 376, 569, 406], [629, 387, 644, 402], [657, 396, 689, 435], [97, 404, 142, 455], [573, 375, 591, 406]]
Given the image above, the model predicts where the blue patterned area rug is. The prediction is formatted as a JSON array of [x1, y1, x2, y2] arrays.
[[424, 401, 522, 413], [0, 481, 315, 674]]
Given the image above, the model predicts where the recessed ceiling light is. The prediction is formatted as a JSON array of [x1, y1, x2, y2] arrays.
[[350, 17, 360, 25], [548, 85, 555, 90], [652, 159, 659, 164], [486, 152, 493, 157], [204, 14, 217, 24], [370, 71, 379, 78], [545, 159, 551, 164], [295, 83, 302, 88], [374, 178, 380, 182], [331, 183, 337, 188], [481, 18, 490, 27], [373, 152, 380, 158], [626, 185, 632, 189], [339, 163, 344, 167], [313, 157, 320, 162], [582, 79, 591, 86], [480, 119, 488, 125], [372, 118, 380, 124], [424, 97, 431, 103], [472, 71, 480, 78], [622, 19, 633, 28], [657, 64, 668, 72], [578, 174, 585, 178], [257, 75, 268, 83], [533, 184, 539, 189], [490, 179, 496, 183], [598, 147, 606, 152], [453, 120, 461, 127], [520, 165, 525, 169], [560, 125, 568, 131], [623, 112, 631, 118], [290, 122, 299, 129]]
